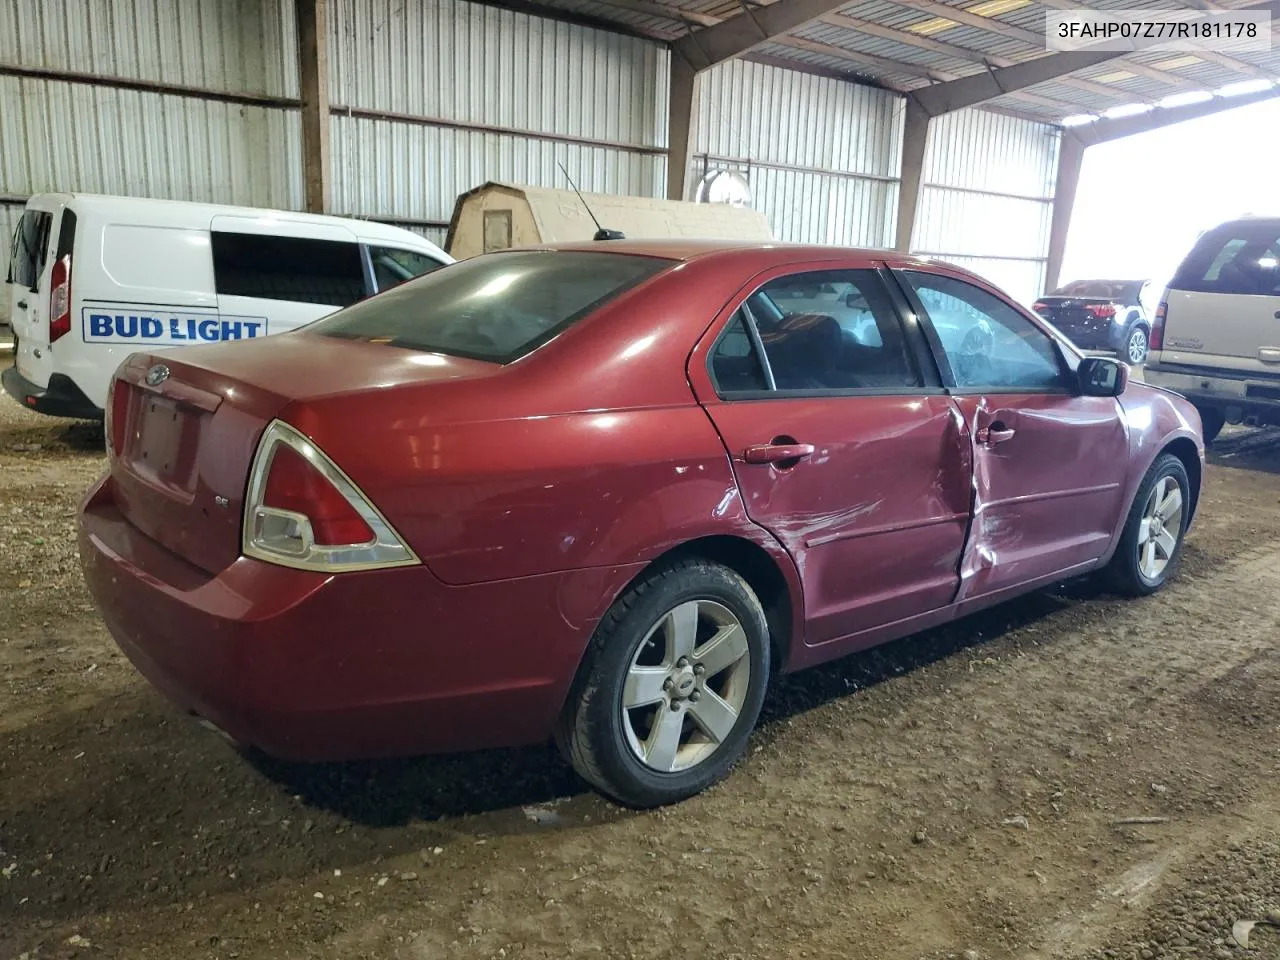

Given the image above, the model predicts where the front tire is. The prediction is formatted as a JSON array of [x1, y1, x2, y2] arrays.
[[556, 559, 771, 808], [1106, 453, 1190, 597]]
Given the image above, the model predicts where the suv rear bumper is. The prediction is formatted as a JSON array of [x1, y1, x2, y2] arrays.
[[2, 365, 103, 419], [1144, 364, 1280, 425]]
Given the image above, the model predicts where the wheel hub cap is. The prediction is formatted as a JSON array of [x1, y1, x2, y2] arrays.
[[621, 599, 752, 773]]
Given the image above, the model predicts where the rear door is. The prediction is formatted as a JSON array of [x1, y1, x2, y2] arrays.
[[894, 267, 1130, 601], [209, 217, 367, 338], [6, 200, 62, 388], [689, 263, 973, 649], [1161, 219, 1280, 370]]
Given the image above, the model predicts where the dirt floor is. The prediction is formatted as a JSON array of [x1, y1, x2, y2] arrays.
[[3, 398, 1280, 960]]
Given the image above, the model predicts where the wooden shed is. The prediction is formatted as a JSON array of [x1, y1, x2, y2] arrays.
[[444, 181, 773, 259]]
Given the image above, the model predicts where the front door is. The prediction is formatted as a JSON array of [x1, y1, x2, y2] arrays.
[[689, 264, 973, 648], [894, 268, 1130, 600]]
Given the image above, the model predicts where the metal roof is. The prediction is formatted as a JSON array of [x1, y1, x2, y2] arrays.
[[512, 0, 1280, 124]]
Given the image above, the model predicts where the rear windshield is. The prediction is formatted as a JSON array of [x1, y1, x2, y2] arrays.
[[1050, 279, 1143, 301], [6, 210, 53, 289], [1171, 220, 1280, 297], [310, 250, 669, 363]]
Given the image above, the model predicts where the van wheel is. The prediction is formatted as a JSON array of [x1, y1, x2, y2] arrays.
[[1194, 405, 1225, 445], [1106, 453, 1190, 597], [556, 559, 771, 808]]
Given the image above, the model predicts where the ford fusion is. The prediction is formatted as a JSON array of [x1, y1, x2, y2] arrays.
[[79, 242, 1204, 807]]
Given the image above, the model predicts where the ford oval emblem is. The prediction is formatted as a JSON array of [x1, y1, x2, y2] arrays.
[[144, 364, 170, 387]]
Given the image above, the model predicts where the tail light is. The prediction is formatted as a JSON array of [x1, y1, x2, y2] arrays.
[[106, 376, 130, 457], [1032, 301, 1048, 314], [1151, 301, 1167, 351], [1085, 303, 1117, 318], [49, 254, 71, 342], [243, 420, 417, 572]]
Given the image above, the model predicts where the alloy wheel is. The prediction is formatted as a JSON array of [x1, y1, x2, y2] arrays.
[[621, 599, 751, 773], [1137, 475, 1184, 580], [1128, 328, 1148, 364]]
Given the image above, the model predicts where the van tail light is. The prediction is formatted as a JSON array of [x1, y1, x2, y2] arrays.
[[48, 254, 71, 342], [1031, 301, 1048, 314], [106, 376, 130, 457], [243, 420, 417, 572], [1151, 301, 1167, 351], [1085, 303, 1117, 318]]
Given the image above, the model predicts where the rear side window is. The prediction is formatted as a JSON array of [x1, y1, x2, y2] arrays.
[[710, 270, 922, 396], [7, 210, 53, 289], [310, 250, 668, 363], [1171, 221, 1280, 297], [369, 245, 446, 292], [212, 232, 366, 307]]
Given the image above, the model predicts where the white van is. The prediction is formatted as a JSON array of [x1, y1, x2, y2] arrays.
[[1144, 215, 1280, 442], [4, 194, 452, 418]]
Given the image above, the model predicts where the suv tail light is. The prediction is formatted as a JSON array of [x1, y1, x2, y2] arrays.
[[243, 420, 418, 572], [1151, 301, 1167, 350], [1031, 301, 1048, 314], [49, 254, 71, 342], [1085, 303, 1117, 318]]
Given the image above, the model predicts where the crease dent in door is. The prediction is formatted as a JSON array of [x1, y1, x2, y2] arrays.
[[957, 396, 998, 603]]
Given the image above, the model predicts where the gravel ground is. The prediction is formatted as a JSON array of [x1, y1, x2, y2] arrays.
[[2, 392, 1280, 960]]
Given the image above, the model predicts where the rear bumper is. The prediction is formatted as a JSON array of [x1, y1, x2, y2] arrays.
[[3, 365, 103, 419], [79, 475, 640, 761], [1144, 364, 1280, 424]]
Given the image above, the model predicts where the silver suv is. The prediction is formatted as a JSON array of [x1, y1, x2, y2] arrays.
[[1145, 216, 1280, 442]]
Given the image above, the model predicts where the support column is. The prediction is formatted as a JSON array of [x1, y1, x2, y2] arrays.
[[297, 0, 330, 214], [666, 53, 700, 201], [1044, 133, 1084, 294], [894, 97, 929, 253]]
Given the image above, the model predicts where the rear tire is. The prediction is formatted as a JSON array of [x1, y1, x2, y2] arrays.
[[1106, 453, 1190, 597], [1194, 405, 1225, 445], [1121, 324, 1149, 365], [555, 559, 771, 808]]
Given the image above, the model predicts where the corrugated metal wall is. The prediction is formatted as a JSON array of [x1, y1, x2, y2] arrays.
[[327, 0, 669, 247], [912, 109, 1060, 303], [0, 0, 302, 281], [694, 59, 902, 248]]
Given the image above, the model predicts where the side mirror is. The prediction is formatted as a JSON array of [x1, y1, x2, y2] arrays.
[[1078, 356, 1129, 397]]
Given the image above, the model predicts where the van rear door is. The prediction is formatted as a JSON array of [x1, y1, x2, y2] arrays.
[[1161, 219, 1280, 370], [6, 197, 66, 390], [208, 217, 368, 341]]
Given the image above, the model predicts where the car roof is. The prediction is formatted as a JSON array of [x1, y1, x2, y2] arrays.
[[26, 192, 447, 254], [528, 238, 947, 268]]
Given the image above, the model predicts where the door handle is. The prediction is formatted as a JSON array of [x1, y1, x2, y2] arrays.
[[16, 300, 27, 310], [743, 442, 815, 465], [977, 423, 1016, 445]]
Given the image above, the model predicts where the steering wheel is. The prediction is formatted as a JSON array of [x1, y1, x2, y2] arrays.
[[955, 320, 995, 384]]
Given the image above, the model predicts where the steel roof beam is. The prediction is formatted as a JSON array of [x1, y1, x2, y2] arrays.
[[910, 49, 1129, 116], [1068, 83, 1280, 143], [672, 0, 867, 70]]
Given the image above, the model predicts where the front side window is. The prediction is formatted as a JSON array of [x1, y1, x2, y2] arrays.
[[212, 232, 367, 307], [903, 271, 1067, 391], [310, 250, 668, 363], [369, 245, 446, 292], [710, 269, 920, 396], [1172, 221, 1280, 297]]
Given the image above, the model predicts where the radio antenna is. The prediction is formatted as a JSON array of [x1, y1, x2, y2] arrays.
[[558, 161, 625, 241]]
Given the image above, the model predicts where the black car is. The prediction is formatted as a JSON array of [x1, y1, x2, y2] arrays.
[[1032, 279, 1153, 365]]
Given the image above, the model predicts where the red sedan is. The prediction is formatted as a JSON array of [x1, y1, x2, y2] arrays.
[[79, 241, 1204, 807]]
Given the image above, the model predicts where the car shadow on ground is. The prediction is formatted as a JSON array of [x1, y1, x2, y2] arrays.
[[251, 578, 1101, 826]]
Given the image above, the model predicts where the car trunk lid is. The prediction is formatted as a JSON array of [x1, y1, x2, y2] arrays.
[[107, 334, 501, 575]]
